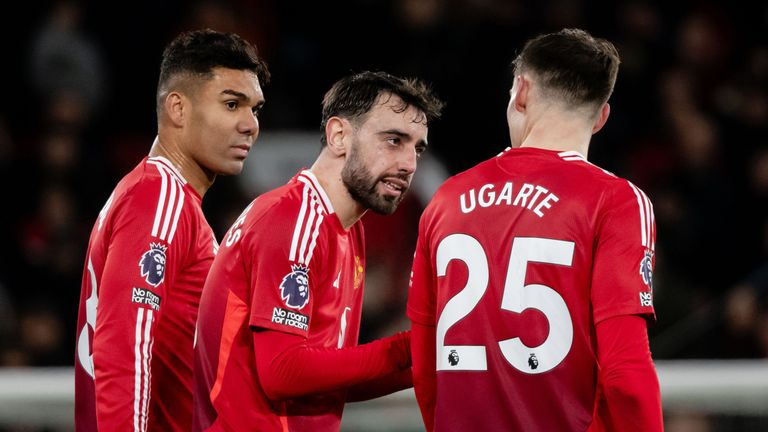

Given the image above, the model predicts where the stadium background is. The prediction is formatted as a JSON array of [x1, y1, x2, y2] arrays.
[[0, 0, 766, 430]]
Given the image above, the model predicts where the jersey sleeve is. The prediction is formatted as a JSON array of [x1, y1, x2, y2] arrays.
[[92, 176, 191, 431], [407, 207, 437, 326], [244, 195, 321, 338], [591, 181, 656, 324]]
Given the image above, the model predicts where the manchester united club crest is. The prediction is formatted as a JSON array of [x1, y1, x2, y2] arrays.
[[639, 249, 654, 287], [139, 243, 167, 287], [280, 264, 310, 309]]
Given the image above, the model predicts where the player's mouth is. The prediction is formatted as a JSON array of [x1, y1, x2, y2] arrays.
[[380, 177, 409, 197], [232, 144, 251, 159]]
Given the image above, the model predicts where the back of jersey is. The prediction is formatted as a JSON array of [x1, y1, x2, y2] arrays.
[[408, 147, 656, 431]]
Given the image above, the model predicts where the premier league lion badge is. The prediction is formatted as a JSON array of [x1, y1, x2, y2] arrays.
[[139, 243, 167, 287], [280, 264, 310, 310], [639, 249, 654, 287]]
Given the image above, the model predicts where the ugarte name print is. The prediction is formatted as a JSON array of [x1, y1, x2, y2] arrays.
[[459, 181, 559, 217]]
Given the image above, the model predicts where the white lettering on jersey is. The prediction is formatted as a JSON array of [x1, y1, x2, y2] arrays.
[[77, 258, 99, 378], [460, 182, 559, 217]]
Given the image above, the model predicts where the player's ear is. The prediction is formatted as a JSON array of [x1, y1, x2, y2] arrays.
[[325, 116, 349, 157], [511, 75, 529, 113], [591, 103, 611, 134], [164, 91, 186, 127]]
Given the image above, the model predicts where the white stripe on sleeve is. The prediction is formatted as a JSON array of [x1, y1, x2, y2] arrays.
[[133, 309, 145, 432], [289, 185, 310, 261], [628, 182, 648, 247], [151, 167, 168, 238]]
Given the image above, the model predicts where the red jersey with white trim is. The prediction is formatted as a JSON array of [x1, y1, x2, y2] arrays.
[[75, 156, 216, 432], [193, 170, 365, 432], [407, 147, 656, 431]]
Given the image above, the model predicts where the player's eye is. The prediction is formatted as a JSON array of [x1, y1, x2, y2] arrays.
[[225, 101, 238, 110], [386, 137, 400, 146]]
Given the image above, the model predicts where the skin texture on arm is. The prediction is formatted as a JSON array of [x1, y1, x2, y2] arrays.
[[589, 314, 663, 432], [253, 329, 411, 401]]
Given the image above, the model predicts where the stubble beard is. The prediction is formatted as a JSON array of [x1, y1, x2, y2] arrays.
[[341, 143, 407, 215]]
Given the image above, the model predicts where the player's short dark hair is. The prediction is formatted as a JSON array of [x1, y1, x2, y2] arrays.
[[156, 29, 270, 115], [512, 28, 619, 112], [320, 71, 444, 147]]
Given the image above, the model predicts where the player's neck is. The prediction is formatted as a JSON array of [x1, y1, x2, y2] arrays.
[[309, 154, 366, 230], [519, 116, 592, 157], [149, 136, 214, 198]]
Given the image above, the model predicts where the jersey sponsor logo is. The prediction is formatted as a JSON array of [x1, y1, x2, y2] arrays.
[[131, 287, 161, 311], [139, 243, 167, 287], [640, 249, 654, 287], [280, 264, 310, 309], [528, 353, 539, 370], [640, 291, 653, 307], [271, 307, 309, 331], [448, 349, 460, 366]]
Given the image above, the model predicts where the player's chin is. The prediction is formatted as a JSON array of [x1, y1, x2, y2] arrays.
[[216, 160, 246, 176]]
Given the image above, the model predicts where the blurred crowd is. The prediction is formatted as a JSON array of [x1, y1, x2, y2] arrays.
[[0, 0, 766, 429]]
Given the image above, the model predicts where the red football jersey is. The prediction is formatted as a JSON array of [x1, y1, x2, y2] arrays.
[[193, 170, 366, 431], [75, 156, 216, 432], [408, 147, 656, 431]]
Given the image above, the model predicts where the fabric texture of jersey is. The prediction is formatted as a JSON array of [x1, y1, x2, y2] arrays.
[[407, 147, 656, 431], [74, 156, 216, 432], [193, 170, 366, 431]]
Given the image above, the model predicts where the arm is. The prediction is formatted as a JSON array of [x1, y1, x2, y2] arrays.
[[346, 368, 413, 402], [591, 315, 663, 432], [411, 321, 436, 432], [92, 179, 186, 431], [253, 329, 411, 401]]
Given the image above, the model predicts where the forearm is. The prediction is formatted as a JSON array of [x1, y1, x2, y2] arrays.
[[346, 368, 413, 402], [254, 329, 411, 400], [594, 315, 663, 432], [411, 322, 436, 432]]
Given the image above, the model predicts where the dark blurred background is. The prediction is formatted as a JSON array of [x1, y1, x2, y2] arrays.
[[0, 0, 766, 429]]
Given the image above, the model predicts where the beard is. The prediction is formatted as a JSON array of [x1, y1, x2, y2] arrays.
[[341, 142, 408, 215]]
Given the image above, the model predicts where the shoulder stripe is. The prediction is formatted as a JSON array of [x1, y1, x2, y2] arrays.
[[167, 179, 185, 244], [298, 170, 334, 214], [289, 182, 327, 265], [289, 184, 311, 262], [297, 196, 319, 264], [149, 164, 186, 243], [627, 182, 655, 249], [304, 209, 324, 266], [151, 167, 168, 238], [627, 182, 647, 247], [158, 167, 178, 240]]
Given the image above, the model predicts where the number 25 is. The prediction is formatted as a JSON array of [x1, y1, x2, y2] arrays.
[[436, 235, 574, 374]]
